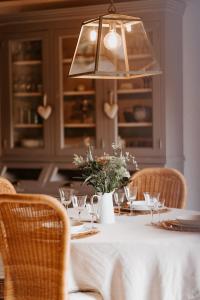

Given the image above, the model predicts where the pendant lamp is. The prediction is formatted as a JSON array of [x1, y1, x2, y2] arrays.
[[68, 0, 161, 79]]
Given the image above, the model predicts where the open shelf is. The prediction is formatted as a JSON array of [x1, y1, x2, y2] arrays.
[[64, 123, 95, 128], [117, 88, 152, 94], [118, 122, 152, 128], [63, 90, 95, 96], [14, 92, 42, 97], [14, 124, 43, 128], [13, 60, 42, 66]]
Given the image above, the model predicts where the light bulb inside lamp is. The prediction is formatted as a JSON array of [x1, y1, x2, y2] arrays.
[[90, 29, 97, 42], [104, 29, 122, 50]]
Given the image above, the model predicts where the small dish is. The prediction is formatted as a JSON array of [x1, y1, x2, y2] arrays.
[[176, 215, 200, 227], [132, 200, 149, 211], [70, 220, 85, 234]]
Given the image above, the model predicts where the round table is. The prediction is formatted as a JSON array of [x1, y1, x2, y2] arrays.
[[68, 208, 200, 300]]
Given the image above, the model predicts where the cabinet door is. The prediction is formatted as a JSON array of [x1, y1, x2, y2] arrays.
[[54, 29, 104, 157], [1, 31, 52, 156], [116, 25, 163, 159]]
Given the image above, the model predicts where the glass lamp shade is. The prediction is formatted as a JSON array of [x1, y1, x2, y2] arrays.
[[68, 14, 161, 79]]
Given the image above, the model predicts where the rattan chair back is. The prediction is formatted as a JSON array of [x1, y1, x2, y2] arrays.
[[0, 193, 70, 300], [130, 168, 187, 208], [0, 177, 16, 194]]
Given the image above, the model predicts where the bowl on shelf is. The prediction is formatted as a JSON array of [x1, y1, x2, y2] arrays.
[[21, 139, 43, 148], [133, 106, 151, 122], [123, 109, 134, 122]]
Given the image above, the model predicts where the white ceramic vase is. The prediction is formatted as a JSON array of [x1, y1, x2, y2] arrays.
[[91, 192, 115, 224]]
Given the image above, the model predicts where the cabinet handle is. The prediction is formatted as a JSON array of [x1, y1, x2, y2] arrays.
[[159, 139, 162, 149], [101, 138, 105, 149], [2, 139, 7, 149]]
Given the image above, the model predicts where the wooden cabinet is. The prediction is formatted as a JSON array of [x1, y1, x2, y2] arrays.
[[1, 31, 54, 157], [0, 0, 185, 187]]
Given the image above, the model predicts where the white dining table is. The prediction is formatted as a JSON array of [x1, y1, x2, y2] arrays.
[[68, 208, 200, 300], [0, 208, 199, 300]]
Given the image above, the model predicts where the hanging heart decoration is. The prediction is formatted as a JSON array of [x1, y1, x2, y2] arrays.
[[37, 105, 52, 120], [37, 94, 52, 120], [104, 90, 118, 119], [104, 102, 118, 119]]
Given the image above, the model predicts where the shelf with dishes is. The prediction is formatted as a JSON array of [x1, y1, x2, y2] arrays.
[[118, 122, 152, 128]]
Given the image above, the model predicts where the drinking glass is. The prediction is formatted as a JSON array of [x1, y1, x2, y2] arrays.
[[124, 186, 137, 215], [71, 195, 87, 221], [113, 191, 125, 215], [59, 187, 74, 210], [144, 192, 160, 224], [157, 198, 165, 223], [86, 202, 99, 228]]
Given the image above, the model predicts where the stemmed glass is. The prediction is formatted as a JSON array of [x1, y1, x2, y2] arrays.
[[86, 202, 99, 228], [71, 195, 87, 221], [157, 198, 165, 223], [113, 191, 125, 215], [143, 192, 160, 224], [59, 187, 74, 210], [124, 186, 137, 215]]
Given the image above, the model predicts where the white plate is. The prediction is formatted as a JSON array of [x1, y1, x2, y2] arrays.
[[176, 215, 200, 227], [70, 220, 85, 234], [132, 200, 150, 211]]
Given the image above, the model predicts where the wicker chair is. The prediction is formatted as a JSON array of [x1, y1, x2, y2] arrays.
[[0, 193, 102, 300], [0, 177, 16, 194], [130, 168, 187, 208]]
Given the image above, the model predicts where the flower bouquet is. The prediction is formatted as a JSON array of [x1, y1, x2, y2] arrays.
[[73, 143, 138, 194]]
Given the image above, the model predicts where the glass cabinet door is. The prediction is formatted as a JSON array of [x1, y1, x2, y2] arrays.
[[60, 36, 96, 150], [116, 30, 159, 151], [2, 32, 51, 155], [11, 39, 44, 148], [117, 76, 153, 148]]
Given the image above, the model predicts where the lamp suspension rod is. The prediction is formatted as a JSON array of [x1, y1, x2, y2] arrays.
[[108, 0, 117, 13]]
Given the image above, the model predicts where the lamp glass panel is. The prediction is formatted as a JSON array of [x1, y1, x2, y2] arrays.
[[69, 21, 98, 76], [126, 21, 160, 75], [98, 18, 126, 74]]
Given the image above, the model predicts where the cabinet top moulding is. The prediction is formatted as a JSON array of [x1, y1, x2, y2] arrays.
[[117, 88, 152, 94], [118, 122, 152, 127], [13, 60, 42, 66], [63, 91, 95, 96], [0, 0, 186, 27]]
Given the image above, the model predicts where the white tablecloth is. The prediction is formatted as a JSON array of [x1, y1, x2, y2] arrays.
[[68, 209, 200, 300], [0, 209, 199, 300]]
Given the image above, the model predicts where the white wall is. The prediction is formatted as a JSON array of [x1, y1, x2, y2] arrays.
[[183, 0, 200, 211]]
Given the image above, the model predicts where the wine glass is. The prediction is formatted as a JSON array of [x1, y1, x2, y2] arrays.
[[59, 187, 73, 210], [71, 195, 87, 221], [124, 186, 137, 215], [144, 192, 160, 224], [157, 198, 165, 223], [86, 202, 99, 228], [113, 191, 125, 215]]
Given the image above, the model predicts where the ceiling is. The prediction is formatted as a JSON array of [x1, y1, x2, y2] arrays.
[[0, 0, 135, 15]]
